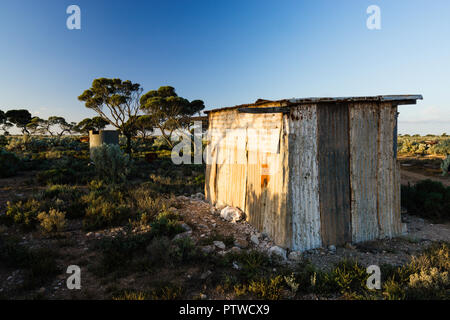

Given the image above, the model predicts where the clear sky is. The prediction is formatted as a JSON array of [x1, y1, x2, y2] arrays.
[[0, 0, 449, 134]]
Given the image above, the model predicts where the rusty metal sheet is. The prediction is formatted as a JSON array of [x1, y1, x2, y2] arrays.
[[317, 103, 352, 246], [349, 103, 380, 243], [288, 105, 322, 251]]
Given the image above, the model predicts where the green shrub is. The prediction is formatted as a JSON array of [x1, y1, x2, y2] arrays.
[[235, 276, 285, 300], [382, 243, 449, 300], [441, 155, 450, 176], [83, 196, 131, 231], [38, 184, 86, 219], [91, 144, 132, 184], [37, 209, 66, 235], [401, 180, 450, 222], [36, 168, 77, 185], [94, 233, 152, 275], [430, 139, 450, 156], [2, 199, 43, 230], [0, 149, 21, 177], [0, 235, 59, 288], [149, 211, 184, 238]]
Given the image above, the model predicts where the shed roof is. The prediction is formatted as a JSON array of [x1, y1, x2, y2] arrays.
[[205, 95, 423, 114]]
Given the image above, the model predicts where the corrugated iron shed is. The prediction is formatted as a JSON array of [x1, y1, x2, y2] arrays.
[[205, 95, 422, 251]]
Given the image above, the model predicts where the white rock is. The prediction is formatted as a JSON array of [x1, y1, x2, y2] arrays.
[[213, 241, 226, 250], [220, 206, 244, 223], [288, 251, 302, 261], [200, 245, 215, 254], [250, 234, 260, 245], [228, 247, 241, 254], [268, 246, 287, 260], [180, 223, 191, 232], [401, 223, 408, 235], [200, 270, 212, 280], [232, 261, 241, 270], [172, 231, 192, 241], [328, 245, 336, 252]]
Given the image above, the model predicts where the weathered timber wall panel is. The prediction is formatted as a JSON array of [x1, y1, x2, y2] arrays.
[[288, 105, 322, 250], [349, 103, 380, 242], [317, 103, 352, 246]]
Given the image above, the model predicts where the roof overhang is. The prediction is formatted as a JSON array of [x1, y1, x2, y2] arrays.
[[205, 95, 423, 114]]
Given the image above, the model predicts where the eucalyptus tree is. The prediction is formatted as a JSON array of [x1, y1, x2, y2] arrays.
[[78, 78, 143, 153]]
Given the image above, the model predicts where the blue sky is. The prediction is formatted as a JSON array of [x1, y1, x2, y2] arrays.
[[0, 0, 449, 134]]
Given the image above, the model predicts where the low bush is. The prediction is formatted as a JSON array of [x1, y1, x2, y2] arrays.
[[38, 184, 86, 219], [149, 210, 184, 238], [37, 209, 66, 235], [2, 199, 43, 230], [91, 144, 132, 184], [83, 196, 132, 231], [442, 155, 450, 176], [382, 242, 449, 300], [0, 149, 21, 178], [0, 235, 59, 288], [401, 180, 450, 222]]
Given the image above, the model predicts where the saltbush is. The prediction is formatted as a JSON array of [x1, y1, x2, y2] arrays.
[[37, 209, 67, 235], [91, 144, 132, 184], [2, 199, 43, 230]]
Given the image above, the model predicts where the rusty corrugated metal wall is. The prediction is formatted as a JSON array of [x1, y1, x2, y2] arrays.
[[349, 102, 402, 243], [288, 105, 322, 251], [206, 100, 403, 251], [205, 107, 291, 247]]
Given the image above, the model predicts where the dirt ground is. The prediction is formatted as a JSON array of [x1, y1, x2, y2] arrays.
[[0, 166, 449, 299]]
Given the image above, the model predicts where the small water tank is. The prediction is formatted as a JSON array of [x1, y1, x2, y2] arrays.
[[89, 130, 120, 158]]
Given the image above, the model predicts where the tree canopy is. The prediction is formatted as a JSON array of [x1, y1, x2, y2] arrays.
[[5, 109, 32, 134], [140, 86, 204, 147], [74, 117, 109, 134], [78, 78, 143, 153]]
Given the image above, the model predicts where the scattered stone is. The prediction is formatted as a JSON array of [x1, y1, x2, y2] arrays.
[[220, 206, 244, 223], [234, 239, 249, 249], [269, 246, 287, 260], [328, 245, 336, 253], [172, 231, 192, 241], [180, 223, 191, 232], [213, 241, 226, 250], [288, 251, 302, 261], [200, 270, 212, 280], [250, 234, 260, 245], [228, 247, 241, 254], [200, 245, 215, 254], [232, 261, 241, 270], [401, 223, 408, 235]]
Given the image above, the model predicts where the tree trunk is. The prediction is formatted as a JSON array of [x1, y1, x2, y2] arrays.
[[125, 134, 132, 154]]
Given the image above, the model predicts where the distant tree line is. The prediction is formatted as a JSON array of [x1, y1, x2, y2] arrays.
[[1, 77, 206, 153]]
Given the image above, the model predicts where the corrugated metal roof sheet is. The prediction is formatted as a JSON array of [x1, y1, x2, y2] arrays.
[[204, 95, 423, 114]]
